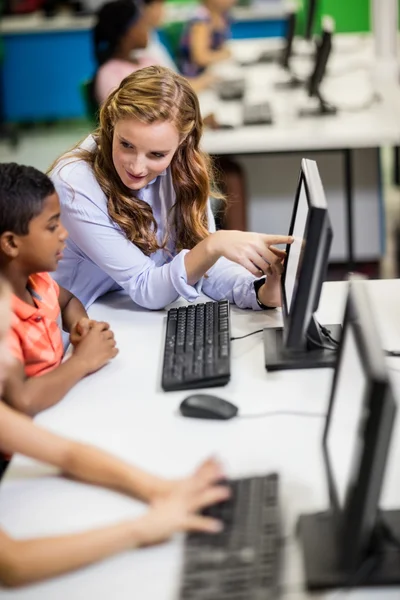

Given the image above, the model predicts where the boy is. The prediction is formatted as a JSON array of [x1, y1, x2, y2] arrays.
[[0, 163, 118, 415], [0, 275, 227, 586]]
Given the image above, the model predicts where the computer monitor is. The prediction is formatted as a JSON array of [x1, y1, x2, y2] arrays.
[[298, 278, 400, 590], [257, 1, 298, 65], [300, 16, 337, 116], [275, 8, 303, 90], [280, 8, 297, 70], [263, 158, 341, 371], [304, 0, 318, 40]]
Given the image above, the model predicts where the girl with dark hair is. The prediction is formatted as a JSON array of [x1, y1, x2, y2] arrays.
[[93, 0, 153, 104]]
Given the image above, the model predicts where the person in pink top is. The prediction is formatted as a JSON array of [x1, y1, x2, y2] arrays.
[[94, 0, 154, 104]]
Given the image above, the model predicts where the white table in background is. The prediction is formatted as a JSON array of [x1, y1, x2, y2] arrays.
[[199, 36, 400, 268], [0, 280, 400, 598]]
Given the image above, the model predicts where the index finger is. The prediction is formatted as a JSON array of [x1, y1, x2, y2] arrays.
[[268, 246, 287, 259], [262, 235, 293, 246]]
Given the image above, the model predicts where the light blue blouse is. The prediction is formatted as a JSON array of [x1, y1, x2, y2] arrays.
[[51, 136, 260, 311]]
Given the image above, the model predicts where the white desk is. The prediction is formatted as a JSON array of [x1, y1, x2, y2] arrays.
[[0, 280, 400, 598], [199, 36, 400, 267], [201, 36, 400, 154]]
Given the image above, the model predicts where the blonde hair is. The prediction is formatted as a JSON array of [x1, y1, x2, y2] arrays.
[[51, 66, 222, 256]]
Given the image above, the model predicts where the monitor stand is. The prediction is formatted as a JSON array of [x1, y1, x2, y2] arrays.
[[297, 510, 400, 590], [275, 74, 304, 90], [263, 317, 341, 371], [299, 91, 337, 117]]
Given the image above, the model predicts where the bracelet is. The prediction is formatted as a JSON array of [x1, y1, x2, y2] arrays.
[[253, 277, 276, 310]]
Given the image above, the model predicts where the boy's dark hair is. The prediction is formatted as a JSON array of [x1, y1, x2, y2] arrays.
[[0, 163, 55, 236]]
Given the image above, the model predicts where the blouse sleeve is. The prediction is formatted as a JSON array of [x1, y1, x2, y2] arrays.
[[53, 163, 203, 310]]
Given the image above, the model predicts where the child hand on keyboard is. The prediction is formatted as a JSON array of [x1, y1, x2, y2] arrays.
[[132, 458, 230, 546]]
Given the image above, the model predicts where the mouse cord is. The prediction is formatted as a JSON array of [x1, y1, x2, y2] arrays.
[[239, 410, 325, 420], [231, 329, 263, 341]]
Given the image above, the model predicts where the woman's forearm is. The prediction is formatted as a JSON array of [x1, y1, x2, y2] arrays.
[[0, 521, 138, 587], [184, 234, 220, 285]]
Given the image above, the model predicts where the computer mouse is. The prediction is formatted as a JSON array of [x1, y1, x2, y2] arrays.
[[179, 394, 238, 420]]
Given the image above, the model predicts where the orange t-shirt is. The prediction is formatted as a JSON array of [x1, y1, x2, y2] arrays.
[[7, 273, 64, 377]]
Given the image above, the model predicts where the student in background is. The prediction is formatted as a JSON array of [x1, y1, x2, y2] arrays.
[[50, 67, 291, 312], [93, 0, 154, 104], [0, 277, 228, 587], [179, 0, 235, 78], [0, 163, 118, 415], [139, 0, 217, 93]]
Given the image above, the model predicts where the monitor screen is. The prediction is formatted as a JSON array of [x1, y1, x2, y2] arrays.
[[326, 324, 368, 508], [284, 179, 309, 313]]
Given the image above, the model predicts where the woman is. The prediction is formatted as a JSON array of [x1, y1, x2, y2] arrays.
[[50, 66, 291, 311]]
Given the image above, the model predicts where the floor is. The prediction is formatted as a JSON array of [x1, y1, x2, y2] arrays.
[[1, 124, 399, 280]]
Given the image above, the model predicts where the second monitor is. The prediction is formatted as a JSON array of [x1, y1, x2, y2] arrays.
[[263, 158, 341, 371]]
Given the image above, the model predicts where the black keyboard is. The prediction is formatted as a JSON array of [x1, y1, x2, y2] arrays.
[[179, 474, 282, 600], [218, 78, 246, 101], [161, 300, 231, 392], [243, 101, 274, 126]]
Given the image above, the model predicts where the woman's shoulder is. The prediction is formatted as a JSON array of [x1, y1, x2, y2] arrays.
[[50, 137, 106, 207], [51, 136, 95, 178]]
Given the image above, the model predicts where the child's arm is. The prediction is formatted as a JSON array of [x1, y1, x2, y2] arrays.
[[58, 285, 87, 333], [189, 22, 231, 68], [58, 285, 108, 346], [0, 521, 143, 587], [0, 401, 171, 501], [0, 406, 228, 587], [4, 323, 118, 416]]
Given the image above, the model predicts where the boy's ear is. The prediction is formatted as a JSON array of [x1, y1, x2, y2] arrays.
[[0, 232, 20, 258]]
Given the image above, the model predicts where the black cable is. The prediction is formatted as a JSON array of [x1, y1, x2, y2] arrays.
[[239, 410, 325, 420], [230, 329, 263, 341], [378, 514, 400, 551], [306, 334, 338, 352], [319, 325, 340, 347], [331, 552, 381, 599]]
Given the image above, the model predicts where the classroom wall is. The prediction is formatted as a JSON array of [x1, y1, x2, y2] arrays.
[[296, 0, 370, 34]]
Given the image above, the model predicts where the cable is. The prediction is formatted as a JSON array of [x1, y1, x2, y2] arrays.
[[331, 552, 381, 599], [319, 325, 340, 347], [239, 410, 325, 420], [385, 350, 400, 357], [230, 329, 263, 341], [306, 334, 338, 352]]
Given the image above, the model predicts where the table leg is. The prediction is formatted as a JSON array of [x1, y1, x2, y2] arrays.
[[343, 149, 354, 271], [394, 146, 400, 186]]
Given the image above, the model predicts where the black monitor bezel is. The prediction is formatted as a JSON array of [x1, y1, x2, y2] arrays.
[[308, 26, 333, 98], [322, 279, 397, 569], [281, 159, 332, 350], [280, 9, 297, 69], [304, 0, 318, 40]]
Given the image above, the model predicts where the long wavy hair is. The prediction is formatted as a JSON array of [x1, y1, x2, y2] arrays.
[[51, 66, 222, 256]]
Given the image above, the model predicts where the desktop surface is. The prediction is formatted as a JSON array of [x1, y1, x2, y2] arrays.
[[0, 281, 400, 598]]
